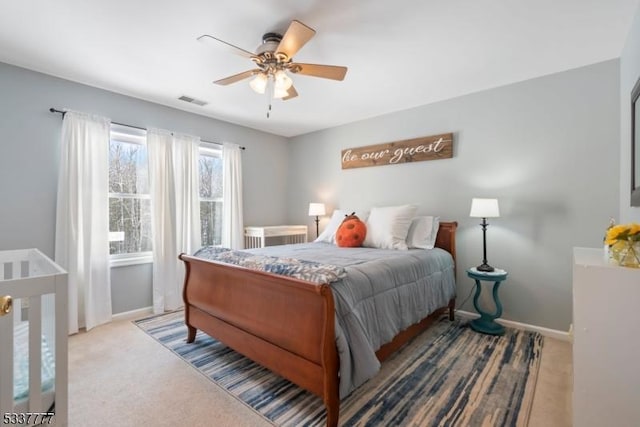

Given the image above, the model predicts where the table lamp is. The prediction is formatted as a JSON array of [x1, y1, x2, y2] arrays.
[[308, 203, 326, 238], [469, 198, 500, 272]]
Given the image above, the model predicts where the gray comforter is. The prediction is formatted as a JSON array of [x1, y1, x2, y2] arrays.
[[246, 242, 456, 398]]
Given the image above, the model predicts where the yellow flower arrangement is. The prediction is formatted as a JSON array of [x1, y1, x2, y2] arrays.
[[605, 222, 640, 268], [605, 223, 640, 246]]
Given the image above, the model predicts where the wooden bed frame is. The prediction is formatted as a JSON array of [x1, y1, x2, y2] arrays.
[[179, 221, 457, 427]]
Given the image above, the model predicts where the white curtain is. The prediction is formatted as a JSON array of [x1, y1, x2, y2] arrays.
[[173, 134, 202, 256], [148, 129, 201, 314], [222, 142, 244, 249], [55, 111, 112, 333]]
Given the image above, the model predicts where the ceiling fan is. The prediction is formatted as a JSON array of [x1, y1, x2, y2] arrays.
[[198, 20, 348, 117]]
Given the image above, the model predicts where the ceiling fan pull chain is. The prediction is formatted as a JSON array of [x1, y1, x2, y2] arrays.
[[266, 74, 275, 118]]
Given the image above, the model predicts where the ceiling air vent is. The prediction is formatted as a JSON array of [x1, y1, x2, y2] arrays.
[[178, 95, 208, 107]]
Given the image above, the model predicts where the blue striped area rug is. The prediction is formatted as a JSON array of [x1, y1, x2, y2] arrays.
[[135, 311, 543, 426]]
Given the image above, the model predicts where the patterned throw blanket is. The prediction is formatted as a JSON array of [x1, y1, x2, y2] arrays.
[[193, 246, 347, 284]]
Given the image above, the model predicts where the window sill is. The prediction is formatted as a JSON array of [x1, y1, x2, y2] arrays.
[[110, 254, 153, 268]]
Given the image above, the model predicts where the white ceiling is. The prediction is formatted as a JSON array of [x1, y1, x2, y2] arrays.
[[0, 1, 638, 137]]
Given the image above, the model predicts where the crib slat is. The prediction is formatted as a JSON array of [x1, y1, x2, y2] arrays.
[[0, 309, 15, 415], [13, 261, 20, 279], [28, 296, 42, 412]]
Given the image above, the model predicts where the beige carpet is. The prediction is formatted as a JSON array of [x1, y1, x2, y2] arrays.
[[68, 314, 572, 426]]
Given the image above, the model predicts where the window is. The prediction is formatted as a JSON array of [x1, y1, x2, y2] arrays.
[[108, 125, 152, 263], [199, 144, 223, 246], [107, 127, 222, 263]]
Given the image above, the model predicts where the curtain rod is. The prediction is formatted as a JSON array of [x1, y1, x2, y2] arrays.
[[49, 108, 246, 150]]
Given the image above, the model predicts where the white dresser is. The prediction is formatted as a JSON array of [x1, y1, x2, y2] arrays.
[[244, 225, 308, 249], [572, 247, 640, 427]]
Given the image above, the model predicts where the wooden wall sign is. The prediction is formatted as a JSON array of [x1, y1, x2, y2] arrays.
[[341, 133, 453, 170]]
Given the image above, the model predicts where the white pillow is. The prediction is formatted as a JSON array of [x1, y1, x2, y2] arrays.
[[406, 216, 440, 249], [314, 209, 353, 243], [363, 205, 418, 250]]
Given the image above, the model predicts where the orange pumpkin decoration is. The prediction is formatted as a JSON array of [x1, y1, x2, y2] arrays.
[[336, 212, 367, 248]]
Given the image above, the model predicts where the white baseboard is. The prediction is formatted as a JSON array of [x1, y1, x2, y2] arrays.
[[112, 306, 153, 322], [455, 310, 571, 342]]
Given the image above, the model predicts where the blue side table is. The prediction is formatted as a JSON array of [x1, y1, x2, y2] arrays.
[[466, 268, 508, 335]]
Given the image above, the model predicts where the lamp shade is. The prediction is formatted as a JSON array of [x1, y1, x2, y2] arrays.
[[470, 198, 500, 218], [308, 203, 326, 216]]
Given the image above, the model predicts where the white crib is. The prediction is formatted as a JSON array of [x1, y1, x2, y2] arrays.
[[244, 225, 308, 249], [0, 249, 68, 426]]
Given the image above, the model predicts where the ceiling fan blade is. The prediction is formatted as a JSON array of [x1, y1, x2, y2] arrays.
[[214, 69, 260, 85], [289, 63, 347, 81], [282, 85, 298, 101], [276, 20, 316, 59], [197, 34, 256, 59]]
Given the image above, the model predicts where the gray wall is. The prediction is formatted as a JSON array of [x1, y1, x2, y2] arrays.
[[287, 60, 620, 331], [0, 62, 289, 314], [0, 57, 624, 329], [620, 4, 640, 223]]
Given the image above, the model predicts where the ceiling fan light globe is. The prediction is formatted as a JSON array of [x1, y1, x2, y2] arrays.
[[249, 73, 268, 94], [273, 87, 289, 99], [274, 70, 293, 91]]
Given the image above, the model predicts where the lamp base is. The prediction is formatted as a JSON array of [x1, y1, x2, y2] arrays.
[[476, 263, 495, 272]]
